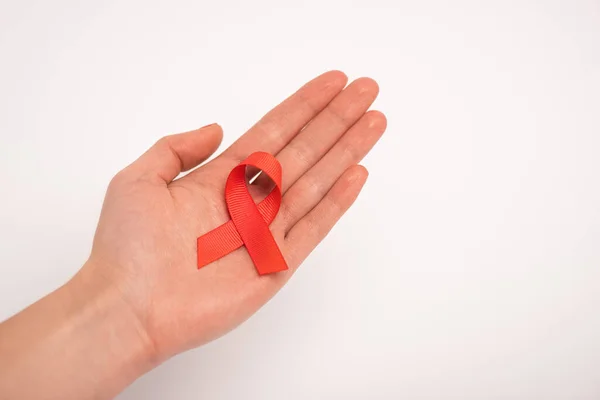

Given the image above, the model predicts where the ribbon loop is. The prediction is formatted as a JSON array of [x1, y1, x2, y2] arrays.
[[197, 152, 288, 275]]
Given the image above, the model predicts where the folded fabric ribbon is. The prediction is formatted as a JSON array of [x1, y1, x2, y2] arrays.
[[197, 151, 288, 275]]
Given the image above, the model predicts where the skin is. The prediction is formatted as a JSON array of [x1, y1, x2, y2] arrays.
[[0, 71, 386, 400]]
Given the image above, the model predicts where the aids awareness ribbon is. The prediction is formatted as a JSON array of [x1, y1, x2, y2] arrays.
[[197, 152, 288, 275]]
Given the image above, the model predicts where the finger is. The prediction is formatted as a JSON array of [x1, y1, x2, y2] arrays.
[[218, 70, 348, 162], [284, 165, 369, 269], [275, 77, 379, 192], [126, 124, 223, 184], [275, 110, 386, 232]]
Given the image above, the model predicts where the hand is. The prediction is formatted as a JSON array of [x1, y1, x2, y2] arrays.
[[82, 70, 386, 362], [0, 71, 386, 399]]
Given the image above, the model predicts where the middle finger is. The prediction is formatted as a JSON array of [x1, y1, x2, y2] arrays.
[[275, 77, 379, 192]]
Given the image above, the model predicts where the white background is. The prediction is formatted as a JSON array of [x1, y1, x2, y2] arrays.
[[1, 0, 600, 399]]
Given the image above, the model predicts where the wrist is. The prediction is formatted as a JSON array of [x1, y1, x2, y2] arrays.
[[0, 260, 159, 399], [67, 259, 160, 380]]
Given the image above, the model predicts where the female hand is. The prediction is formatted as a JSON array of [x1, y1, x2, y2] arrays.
[[0, 71, 386, 400], [87, 71, 386, 361]]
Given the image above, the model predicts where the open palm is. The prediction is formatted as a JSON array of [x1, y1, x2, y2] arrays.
[[84, 71, 386, 362]]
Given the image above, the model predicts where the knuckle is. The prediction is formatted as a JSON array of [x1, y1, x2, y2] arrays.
[[107, 169, 139, 193], [286, 141, 312, 167], [295, 176, 323, 200], [325, 104, 350, 125], [156, 135, 173, 148], [109, 169, 129, 188], [296, 89, 321, 115], [305, 215, 324, 239], [278, 198, 294, 224], [256, 117, 288, 149], [328, 196, 345, 215], [342, 144, 360, 163]]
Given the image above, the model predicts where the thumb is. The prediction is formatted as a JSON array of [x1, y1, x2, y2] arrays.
[[128, 124, 223, 184]]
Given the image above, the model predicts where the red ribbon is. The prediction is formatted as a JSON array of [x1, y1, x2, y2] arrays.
[[197, 152, 288, 275]]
